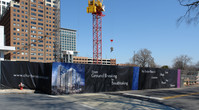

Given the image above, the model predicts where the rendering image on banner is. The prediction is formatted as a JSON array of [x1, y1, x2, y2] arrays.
[[52, 62, 85, 94]]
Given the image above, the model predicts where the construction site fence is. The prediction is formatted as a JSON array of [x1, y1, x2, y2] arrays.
[[180, 70, 199, 87], [0, 61, 196, 94]]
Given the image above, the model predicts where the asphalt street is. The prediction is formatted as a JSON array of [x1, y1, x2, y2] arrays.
[[0, 94, 92, 110], [110, 86, 199, 110], [0, 87, 199, 110], [0, 93, 175, 110]]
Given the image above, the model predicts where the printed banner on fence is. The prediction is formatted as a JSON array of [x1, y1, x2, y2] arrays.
[[1, 61, 51, 93], [51, 62, 85, 94], [84, 65, 133, 92], [138, 68, 177, 89]]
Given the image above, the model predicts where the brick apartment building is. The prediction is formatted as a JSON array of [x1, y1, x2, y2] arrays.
[[0, 0, 58, 62]]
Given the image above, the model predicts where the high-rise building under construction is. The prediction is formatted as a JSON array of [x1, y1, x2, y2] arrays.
[[0, 0, 60, 62], [0, 0, 11, 15]]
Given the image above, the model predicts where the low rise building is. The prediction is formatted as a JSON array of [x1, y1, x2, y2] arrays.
[[73, 56, 116, 65]]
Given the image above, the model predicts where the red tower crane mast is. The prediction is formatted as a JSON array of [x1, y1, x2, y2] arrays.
[[87, 0, 105, 64]]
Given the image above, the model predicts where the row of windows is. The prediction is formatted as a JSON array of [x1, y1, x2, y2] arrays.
[[31, 21, 54, 27], [30, 44, 54, 48], [13, 8, 56, 16], [13, 9, 28, 14], [14, 2, 56, 9], [13, 42, 28, 46], [13, 23, 28, 27], [13, 14, 28, 18], [31, 48, 54, 53], [14, 47, 28, 51], [61, 31, 76, 34], [30, 57, 53, 60], [13, 18, 28, 23], [13, 33, 28, 36], [30, 53, 52, 56], [13, 28, 28, 32], [12, 56, 54, 60], [31, 35, 53, 40], [13, 56, 28, 59], [13, 37, 28, 41], [13, 52, 28, 55]]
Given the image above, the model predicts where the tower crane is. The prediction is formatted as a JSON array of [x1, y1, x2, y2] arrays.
[[87, 0, 105, 64]]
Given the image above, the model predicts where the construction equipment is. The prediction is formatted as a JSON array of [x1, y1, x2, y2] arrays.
[[87, 0, 105, 64]]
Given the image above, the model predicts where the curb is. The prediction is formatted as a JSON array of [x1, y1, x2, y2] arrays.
[[0, 89, 35, 94]]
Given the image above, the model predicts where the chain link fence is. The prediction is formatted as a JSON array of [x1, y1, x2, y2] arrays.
[[181, 70, 199, 87]]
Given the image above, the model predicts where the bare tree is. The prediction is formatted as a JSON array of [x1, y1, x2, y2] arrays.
[[172, 55, 192, 70], [132, 49, 156, 68], [178, 0, 199, 25]]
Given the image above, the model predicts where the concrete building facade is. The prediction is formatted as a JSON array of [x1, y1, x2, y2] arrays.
[[0, 0, 58, 62]]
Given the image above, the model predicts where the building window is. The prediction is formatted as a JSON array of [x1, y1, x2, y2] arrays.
[[38, 36, 43, 39], [38, 53, 43, 56], [14, 5, 20, 8], [31, 48, 36, 51], [31, 26, 36, 29], [46, 4, 51, 7], [31, 53, 36, 55], [31, 17, 36, 20], [38, 14, 43, 17], [31, 44, 36, 47], [31, 39, 36, 42], [38, 18, 43, 21], [38, 10, 43, 13], [38, 49, 43, 51], [38, 57, 43, 60], [31, 35, 37, 38], [38, 44, 43, 47], [31, 0, 36, 3], [38, 31, 43, 34], [38, 23, 43, 26], [38, 5, 43, 9], [31, 21, 36, 24], [31, 8, 36, 12], [38, 27, 43, 30], [38, 1, 43, 4], [31, 13, 36, 16], [31, 57, 36, 60], [31, 4, 36, 7]]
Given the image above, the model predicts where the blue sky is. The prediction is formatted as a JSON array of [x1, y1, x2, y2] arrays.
[[60, 0, 199, 67]]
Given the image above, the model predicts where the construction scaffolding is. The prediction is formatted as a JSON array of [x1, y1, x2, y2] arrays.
[[54, 0, 61, 62]]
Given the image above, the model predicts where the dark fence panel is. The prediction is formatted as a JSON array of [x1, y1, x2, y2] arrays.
[[138, 68, 177, 90], [1, 61, 51, 94]]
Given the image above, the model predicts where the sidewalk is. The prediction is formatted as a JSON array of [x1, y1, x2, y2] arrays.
[[0, 89, 35, 94]]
